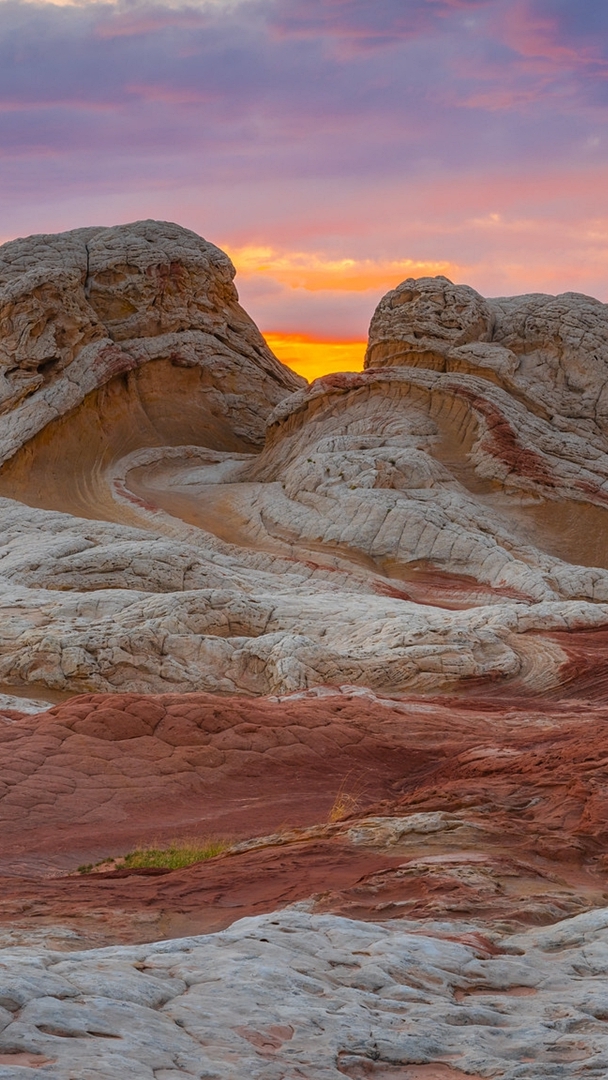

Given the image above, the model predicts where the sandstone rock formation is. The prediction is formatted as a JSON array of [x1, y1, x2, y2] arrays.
[[2, 687, 608, 946], [0, 218, 303, 552], [3, 682, 608, 1076], [3, 906, 608, 1079], [3, 228, 608, 1077], [1, 236, 608, 698]]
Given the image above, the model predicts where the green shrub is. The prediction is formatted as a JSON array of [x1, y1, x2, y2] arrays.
[[123, 839, 226, 870], [77, 838, 226, 874]]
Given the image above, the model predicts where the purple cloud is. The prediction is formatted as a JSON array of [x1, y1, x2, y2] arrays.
[[0, 0, 606, 336], [268, 0, 489, 53], [0, 0, 603, 174]]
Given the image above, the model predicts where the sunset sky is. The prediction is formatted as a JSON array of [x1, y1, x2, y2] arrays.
[[1, 0, 607, 379]]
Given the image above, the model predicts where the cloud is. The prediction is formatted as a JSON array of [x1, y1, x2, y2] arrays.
[[507, 0, 608, 61], [269, 0, 494, 53], [0, 0, 607, 342], [488, 0, 608, 108], [4, 0, 253, 8], [225, 245, 457, 291], [0, 0, 603, 171]]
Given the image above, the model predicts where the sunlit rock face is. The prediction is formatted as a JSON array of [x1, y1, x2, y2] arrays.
[[0, 218, 302, 469], [366, 273, 608, 431]]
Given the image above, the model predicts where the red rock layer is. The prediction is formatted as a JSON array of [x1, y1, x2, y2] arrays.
[[0, 691, 444, 873], [2, 682, 608, 947]]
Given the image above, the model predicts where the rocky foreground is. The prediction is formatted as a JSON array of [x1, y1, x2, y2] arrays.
[[2, 221, 608, 1076], [6, 907, 608, 1080]]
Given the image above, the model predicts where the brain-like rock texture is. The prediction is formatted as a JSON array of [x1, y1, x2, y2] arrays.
[[366, 273, 608, 431], [0, 231, 607, 698], [4, 228, 608, 1076], [366, 275, 494, 364]]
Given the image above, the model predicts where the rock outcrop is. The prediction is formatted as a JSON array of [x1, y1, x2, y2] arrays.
[[1, 239, 608, 698], [3, 686, 608, 943], [0, 219, 302, 519], [3, 232, 608, 1075], [4, 906, 608, 1079], [366, 274, 608, 432]]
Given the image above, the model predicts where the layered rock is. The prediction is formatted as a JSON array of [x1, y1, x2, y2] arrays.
[[1, 233, 608, 698], [3, 687, 608, 941], [365, 274, 608, 437], [0, 220, 302, 521], [3, 242, 608, 1075], [3, 670, 608, 1076]]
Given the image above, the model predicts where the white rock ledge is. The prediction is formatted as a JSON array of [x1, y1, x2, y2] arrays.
[[2, 907, 608, 1078]]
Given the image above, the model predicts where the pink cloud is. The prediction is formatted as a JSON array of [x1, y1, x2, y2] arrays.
[[0, 0, 607, 342], [125, 83, 211, 104], [94, 9, 207, 39], [499, 1, 602, 67]]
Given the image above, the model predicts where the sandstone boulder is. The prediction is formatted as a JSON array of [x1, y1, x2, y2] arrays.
[[365, 274, 494, 368], [0, 219, 303, 470], [366, 274, 608, 437]]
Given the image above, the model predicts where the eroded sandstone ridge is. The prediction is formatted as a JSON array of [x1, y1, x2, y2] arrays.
[[0, 240, 608, 697], [0, 218, 300, 462], [3, 226, 608, 1079]]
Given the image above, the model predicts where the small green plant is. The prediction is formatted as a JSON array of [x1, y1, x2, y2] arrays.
[[77, 838, 227, 874], [123, 839, 226, 870]]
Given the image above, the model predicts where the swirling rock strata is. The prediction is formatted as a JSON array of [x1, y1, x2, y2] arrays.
[[3, 239, 608, 1076], [0, 228, 608, 699], [365, 273, 608, 434], [0, 219, 302, 481]]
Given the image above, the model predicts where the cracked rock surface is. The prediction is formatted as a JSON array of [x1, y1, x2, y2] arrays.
[[3, 684, 608, 949], [4, 907, 608, 1079], [1, 236, 608, 696], [3, 228, 608, 1077]]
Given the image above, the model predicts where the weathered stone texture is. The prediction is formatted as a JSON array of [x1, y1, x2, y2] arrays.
[[2, 240, 608, 1075], [0, 241, 608, 697], [3, 907, 608, 1078]]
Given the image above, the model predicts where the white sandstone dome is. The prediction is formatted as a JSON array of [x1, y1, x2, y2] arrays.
[[365, 275, 494, 368]]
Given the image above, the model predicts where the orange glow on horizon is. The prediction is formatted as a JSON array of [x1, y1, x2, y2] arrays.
[[227, 244, 457, 292], [264, 333, 366, 382]]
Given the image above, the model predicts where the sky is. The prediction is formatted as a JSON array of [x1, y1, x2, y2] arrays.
[[1, 0, 607, 378]]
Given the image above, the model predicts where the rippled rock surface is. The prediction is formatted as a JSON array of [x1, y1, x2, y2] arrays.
[[5, 907, 608, 1080], [3, 225, 608, 1077], [1, 235, 608, 696]]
